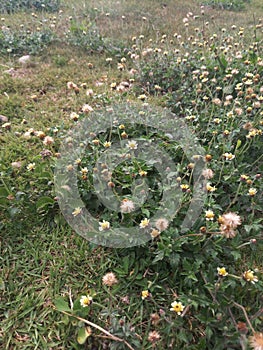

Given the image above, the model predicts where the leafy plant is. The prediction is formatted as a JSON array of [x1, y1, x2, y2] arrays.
[[0, 27, 54, 55], [0, 0, 60, 14], [200, 0, 250, 11]]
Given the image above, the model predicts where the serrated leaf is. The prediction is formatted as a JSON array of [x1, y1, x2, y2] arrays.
[[77, 327, 91, 344], [36, 196, 55, 210], [152, 250, 164, 263], [54, 297, 71, 312], [141, 208, 150, 218]]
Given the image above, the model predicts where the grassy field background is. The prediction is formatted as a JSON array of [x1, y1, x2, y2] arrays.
[[1, 0, 263, 349]]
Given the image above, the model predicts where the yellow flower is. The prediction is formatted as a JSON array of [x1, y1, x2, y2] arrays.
[[99, 220, 110, 231], [223, 152, 235, 161], [139, 170, 147, 177], [205, 210, 215, 221], [217, 267, 228, 277], [150, 229, 160, 238], [81, 167, 88, 175], [80, 295, 93, 307], [140, 218, 150, 229], [104, 141, 111, 148], [180, 184, 189, 192], [72, 207, 82, 217], [240, 174, 249, 182], [27, 163, 36, 171], [206, 183, 216, 192], [75, 158, 82, 165], [127, 140, 138, 150], [170, 301, 185, 315], [92, 139, 100, 146], [243, 270, 258, 284], [213, 118, 222, 124], [70, 112, 79, 121], [248, 188, 257, 196], [141, 290, 150, 300], [138, 94, 147, 101]]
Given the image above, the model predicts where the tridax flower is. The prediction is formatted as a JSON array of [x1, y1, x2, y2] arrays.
[[102, 272, 118, 286], [141, 290, 150, 300], [243, 270, 258, 284], [180, 184, 189, 192], [223, 152, 235, 161], [202, 168, 214, 179], [206, 183, 216, 192], [43, 136, 54, 146], [249, 332, 263, 350], [155, 218, 169, 232], [170, 301, 185, 315], [120, 199, 135, 213], [126, 140, 138, 150], [104, 141, 111, 148], [80, 295, 93, 307], [139, 218, 150, 229], [148, 330, 161, 343], [217, 267, 228, 277], [248, 188, 257, 196], [150, 229, 160, 238], [220, 212, 241, 229], [99, 220, 110, 231], [205, 210, 215, 221], [219, 211, 241, 238], [72, 207, 82, 217], [139, 170, 147, 177], [27, 163, 36, 171]]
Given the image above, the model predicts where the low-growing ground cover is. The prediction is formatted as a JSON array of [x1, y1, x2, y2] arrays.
[[0, 0, 263, 349]]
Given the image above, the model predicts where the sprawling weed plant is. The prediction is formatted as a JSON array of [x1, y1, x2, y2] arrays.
[[0, 0, 60, 14]]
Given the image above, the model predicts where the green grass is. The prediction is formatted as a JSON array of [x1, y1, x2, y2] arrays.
[[1, 0, 263, 349]]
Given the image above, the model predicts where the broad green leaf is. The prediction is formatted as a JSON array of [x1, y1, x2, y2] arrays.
[[54, 297, 71, 312], [77, 327, 91, 344], [141, 208, 150, 218], [36, 196, 55, 210], [152, 250, 164, 263]]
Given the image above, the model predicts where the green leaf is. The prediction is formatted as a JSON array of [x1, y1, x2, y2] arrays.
[[54, 297, 71, 312], [169, 253, 180, 267], [36, 196, 55, 210], [141, 208, 150, 218], [61, 315, 70, 325], [0, 197, 8, 208], [235, 139, 242, 150], [77, 327, 91, 344], [0, 277, 5, 291], [152, 250, 164, 263], [0, 186, 10, 197]]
